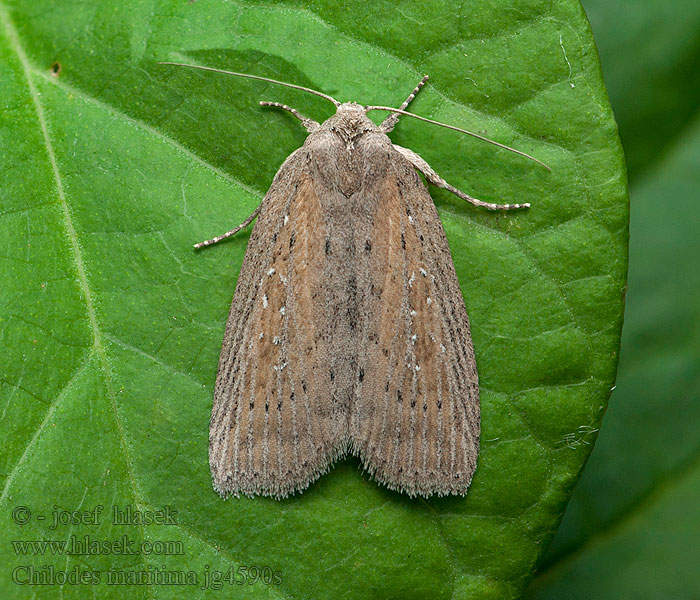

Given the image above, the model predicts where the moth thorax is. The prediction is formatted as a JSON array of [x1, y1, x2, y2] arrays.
[[327, 106, 375, 145]]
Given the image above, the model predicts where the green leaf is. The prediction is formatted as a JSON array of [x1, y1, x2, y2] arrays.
[[524, 109, 700, 600], [0, 1, 627, 598]]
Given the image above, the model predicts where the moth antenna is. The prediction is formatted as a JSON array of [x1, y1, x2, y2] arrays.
[[365, 105, 551, 170], [159, 62, 341, 107]]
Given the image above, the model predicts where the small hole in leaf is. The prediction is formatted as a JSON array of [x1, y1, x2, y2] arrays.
[[50, 61, 61, 77]]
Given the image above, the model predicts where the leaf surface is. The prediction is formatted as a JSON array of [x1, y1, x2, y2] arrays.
[[0, 1, 627, 598]]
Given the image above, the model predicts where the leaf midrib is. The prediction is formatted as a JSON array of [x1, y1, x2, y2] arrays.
[[0, 9, 294, 596], [0, 5, 154, 588]]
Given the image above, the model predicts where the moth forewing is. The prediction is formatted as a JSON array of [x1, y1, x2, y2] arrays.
[[349, 150, 480, 497], [209, 151, 348, 499]]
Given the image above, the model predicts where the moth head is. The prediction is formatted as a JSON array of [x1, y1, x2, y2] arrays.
[[327, 102, 378, 140]]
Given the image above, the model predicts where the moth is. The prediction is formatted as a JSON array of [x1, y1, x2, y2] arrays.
[[160, 63, 547, 498]]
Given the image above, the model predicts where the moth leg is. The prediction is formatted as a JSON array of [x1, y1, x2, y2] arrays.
[[393, 144, 530, 210], [260, 101, 320, 132], [380, 75, 429, 133], [194, 204, 262, 249]]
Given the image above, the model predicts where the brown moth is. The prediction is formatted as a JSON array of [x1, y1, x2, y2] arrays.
[[160, 63, 547, 498]]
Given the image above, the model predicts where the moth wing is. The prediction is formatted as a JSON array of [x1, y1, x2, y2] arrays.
[[351, 149, 479, 497], [210, 150, 345, 498]]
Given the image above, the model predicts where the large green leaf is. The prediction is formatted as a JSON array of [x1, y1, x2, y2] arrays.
[[0, 1, 627, 598]]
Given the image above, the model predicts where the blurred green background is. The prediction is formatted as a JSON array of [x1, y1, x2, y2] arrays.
[[525, 0, 700, 598]]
